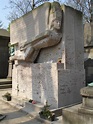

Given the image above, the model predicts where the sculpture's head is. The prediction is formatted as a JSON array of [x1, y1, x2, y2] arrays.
[[51, 19, 62, 31], [50, 2, 63, 32]]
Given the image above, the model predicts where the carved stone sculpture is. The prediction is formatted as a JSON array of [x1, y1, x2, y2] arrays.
[[10, 2, 63, 62]]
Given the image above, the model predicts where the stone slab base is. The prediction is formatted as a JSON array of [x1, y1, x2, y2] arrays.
[[62, 104, 93, 124], [0, 78, 12, 89], [12, 96, 28, 107], [25, 102, 44, 113]]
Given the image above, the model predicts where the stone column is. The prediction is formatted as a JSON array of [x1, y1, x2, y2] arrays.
[[62, 5, 84, 70], [7, 60, 12, 79]]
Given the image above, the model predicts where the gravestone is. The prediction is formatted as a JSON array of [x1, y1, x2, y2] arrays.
[[10, 2, 85, 109]]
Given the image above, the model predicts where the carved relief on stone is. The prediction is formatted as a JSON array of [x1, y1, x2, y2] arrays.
[[10, 2, 63, 62], [49, 2, 63, 32]]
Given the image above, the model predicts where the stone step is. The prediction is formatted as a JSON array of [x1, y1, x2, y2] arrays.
[[24, 102, 44, 113], [12, 97, 28, 107], [0, 84, 12, 89], [0, 79, 12, 85], [25, 102, 63, 117], [62, 104, 93, 124], [2, 98, 63, 124], [0, 81, 12, 85]]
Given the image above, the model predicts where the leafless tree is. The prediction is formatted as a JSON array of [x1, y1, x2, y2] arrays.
[[0, 21, 3, 28], [66, 0, 92, 23], [7, 0, 51, 21], [7, 0, 64, 21], [7, 0, 33, 21]]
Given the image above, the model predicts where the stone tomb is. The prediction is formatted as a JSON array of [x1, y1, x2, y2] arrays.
[[10, 2, 85, 109], [0, 29, 10, 78]]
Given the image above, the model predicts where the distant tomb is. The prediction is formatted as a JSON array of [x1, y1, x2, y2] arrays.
[[10, 2, 85, 109], [0, 29, 10, 78]]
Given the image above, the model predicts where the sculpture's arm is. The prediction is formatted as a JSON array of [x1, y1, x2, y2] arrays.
[[10, 2, 63, 62], [20, 30, 62, 51], [33, 30, 62, 50], [20, 2, 63, 51]]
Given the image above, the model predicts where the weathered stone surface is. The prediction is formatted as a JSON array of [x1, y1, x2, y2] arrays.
[[7, 60, 12, 79], [79, 87, 93, 111], [62, 87, 93, 124], [58, 69, 85, 107], [11, 3, 85, 109], [84, 23, 93, 47], [10, 2, 63, 62], [62, 104, 93, 124], [12, 62, 85, 109], [0, 29, 10, 37], [12, 62, 59, 109], [80, 87, 93, 97], [84, 22, 93, 60], [62, 5, 84, 70]]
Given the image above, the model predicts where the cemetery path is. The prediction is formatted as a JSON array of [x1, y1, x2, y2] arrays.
[[0, 89, 62, 124], [0, 89, 44, 124], [0, 100, 44, 124]]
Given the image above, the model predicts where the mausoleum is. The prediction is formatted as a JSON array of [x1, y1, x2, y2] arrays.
[[0, 29, 10, 78]]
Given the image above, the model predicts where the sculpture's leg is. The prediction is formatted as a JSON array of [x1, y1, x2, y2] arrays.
[[24, 46, 34, 61], [27, 50, 40, 62], [10, 46, 34, 62], [33, 38, 49, 50], [10, 53, 25, 61], [14, 32, 61, 62], [33, 32, 61, 50]]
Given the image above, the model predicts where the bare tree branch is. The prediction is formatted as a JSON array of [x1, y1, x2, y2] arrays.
[[66, 0, 92, 23], [7, 0, 64, 21], [0, 21, 3, 28]]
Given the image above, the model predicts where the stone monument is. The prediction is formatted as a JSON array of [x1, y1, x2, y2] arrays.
[[10, 2, 85, 109]]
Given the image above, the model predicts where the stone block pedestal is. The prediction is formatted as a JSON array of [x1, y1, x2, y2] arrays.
[[62, 86, 93, 124], [62, 104, 93, 124], [12, 62, 85, 109]]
